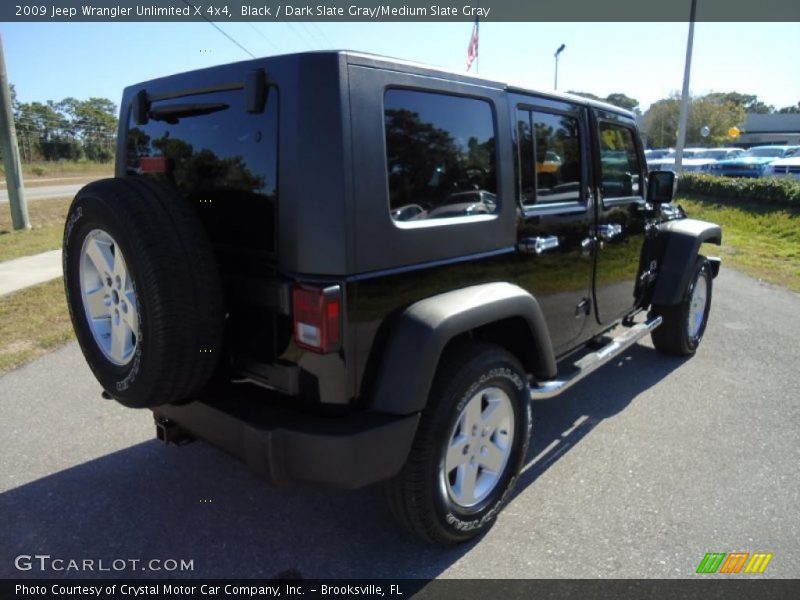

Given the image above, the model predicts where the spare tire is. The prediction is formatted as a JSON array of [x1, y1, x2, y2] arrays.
[[63, 177, 224, 408]]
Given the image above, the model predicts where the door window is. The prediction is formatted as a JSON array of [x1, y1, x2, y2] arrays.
[[517, 109, 582, 206], [598, 122, 642, 199]]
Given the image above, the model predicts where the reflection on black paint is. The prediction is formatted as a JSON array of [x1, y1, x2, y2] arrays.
[[125, 88, 279, 256], [384, 89, 497, 221]]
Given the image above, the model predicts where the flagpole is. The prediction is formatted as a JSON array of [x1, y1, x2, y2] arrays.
[[476, 17, 480, 74]]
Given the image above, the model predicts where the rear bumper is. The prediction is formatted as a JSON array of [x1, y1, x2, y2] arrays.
[[153, 393, 419, 490]]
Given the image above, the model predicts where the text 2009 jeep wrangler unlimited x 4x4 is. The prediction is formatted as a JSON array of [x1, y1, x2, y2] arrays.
[[63, 51, 721, 544]]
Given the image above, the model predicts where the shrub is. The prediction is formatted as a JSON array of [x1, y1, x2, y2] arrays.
[[31, 166, 46, 176], [677, 173, 800, 206]]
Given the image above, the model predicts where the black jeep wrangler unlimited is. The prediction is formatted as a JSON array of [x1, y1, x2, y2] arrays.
[[63, 51, 721, 545]]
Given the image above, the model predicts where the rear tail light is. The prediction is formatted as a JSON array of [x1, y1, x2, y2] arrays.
[[292, 284, 342, 354]]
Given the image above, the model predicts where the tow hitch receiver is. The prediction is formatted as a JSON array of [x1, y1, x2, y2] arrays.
[[154, 416, 195, 446]]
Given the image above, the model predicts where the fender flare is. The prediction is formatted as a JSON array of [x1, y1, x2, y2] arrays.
[[651, 218, 722, 306], [370, 282, 557, 415]]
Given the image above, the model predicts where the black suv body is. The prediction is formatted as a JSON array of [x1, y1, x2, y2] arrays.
[[64, 51, 721, 543]]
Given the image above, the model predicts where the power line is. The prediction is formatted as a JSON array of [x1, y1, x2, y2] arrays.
[[181, 0, 255, 59], [309, 23, 335, 48], [284, 21, 316, 50], [297, 22, 324, 49], [245, 22, 282, 54]]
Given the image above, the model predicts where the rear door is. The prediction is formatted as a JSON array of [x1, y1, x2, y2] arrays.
[[510, 94, 594, 355], [591, 110, 648, 325]]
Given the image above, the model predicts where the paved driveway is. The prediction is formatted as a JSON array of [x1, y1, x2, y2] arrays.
[[0, 269, 798, 579]]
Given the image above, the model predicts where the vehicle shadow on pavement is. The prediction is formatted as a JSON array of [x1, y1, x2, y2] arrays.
[[0, 346, 686, 580], [515, 344, 686, 494]]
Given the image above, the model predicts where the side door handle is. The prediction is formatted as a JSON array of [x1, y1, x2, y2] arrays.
[[519, 235, 560, 255]]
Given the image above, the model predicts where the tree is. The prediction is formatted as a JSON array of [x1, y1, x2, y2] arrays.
[[642, 93, 745, 148], [705, 92, 774, 114], [642, 95, 681, 148], [604, 93, 641, 114], [567, 91, 641, 114], [777, 102, 800, 114], [10, 87, 118, 162]]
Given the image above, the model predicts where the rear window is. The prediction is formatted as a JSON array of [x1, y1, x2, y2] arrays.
[[383, 89, 497, 223], [125, 87, 278, 253]]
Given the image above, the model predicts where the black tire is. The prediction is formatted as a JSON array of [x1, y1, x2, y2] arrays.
[[63, 177, 224, 408], [385, 343, 531, 545], [650, 255, 713, 356]]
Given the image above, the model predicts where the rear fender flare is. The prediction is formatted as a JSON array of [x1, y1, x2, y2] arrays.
[[370, 282, 557, 415]]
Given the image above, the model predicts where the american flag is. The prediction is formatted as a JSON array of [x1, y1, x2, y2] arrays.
[[465, 19, 479, 71]]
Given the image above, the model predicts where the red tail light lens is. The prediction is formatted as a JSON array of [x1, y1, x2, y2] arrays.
[[292, 284, 342, 353], [139, 156, 171, 173]]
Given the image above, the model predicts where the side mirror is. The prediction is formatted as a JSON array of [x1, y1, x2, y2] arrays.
[[647, 170, 676, 208]]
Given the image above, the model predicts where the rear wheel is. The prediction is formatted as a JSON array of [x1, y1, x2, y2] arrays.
[[650, 255, 713, 356], [63, 177, 224, 408], [385, 343, 531, 545]]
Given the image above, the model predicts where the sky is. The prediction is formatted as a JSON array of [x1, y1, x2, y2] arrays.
[[2, 21, 799, 113]]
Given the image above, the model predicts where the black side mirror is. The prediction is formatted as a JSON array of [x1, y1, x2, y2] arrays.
[[647, 170, 676, 208]]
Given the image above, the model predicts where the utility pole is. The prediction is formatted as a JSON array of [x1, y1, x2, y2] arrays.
[[554, 44, 566, 91], [0, 32, 29, 230], [674, 0, 697, 174]]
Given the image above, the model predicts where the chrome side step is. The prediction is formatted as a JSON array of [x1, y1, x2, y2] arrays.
[[530, 316, 663, 401]]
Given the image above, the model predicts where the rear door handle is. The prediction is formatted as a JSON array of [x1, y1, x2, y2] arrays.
[[519, 235, 560, 255]]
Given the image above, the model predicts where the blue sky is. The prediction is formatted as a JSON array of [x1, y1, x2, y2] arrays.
[[2, 21, 799, 112]]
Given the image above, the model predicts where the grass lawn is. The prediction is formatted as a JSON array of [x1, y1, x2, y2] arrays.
[[0, 196, 71, 262], [1, 160, 113, 180], [678, 196, 800, 293], [0, 278, 74, 376]]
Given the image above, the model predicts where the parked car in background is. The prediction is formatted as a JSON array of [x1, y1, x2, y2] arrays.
[[707, 145, 800, 178], [645, 148, 674, 162], [691, 148, 746, 172], [646, 148, 703, 171], [764, 155, 800, 181]]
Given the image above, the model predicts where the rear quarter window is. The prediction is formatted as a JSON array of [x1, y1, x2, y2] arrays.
[[383, 89, 498, 224]]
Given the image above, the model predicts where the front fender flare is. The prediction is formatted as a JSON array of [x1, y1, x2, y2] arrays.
[[370, 282, 557, 416], [651, 218, 722, 306]]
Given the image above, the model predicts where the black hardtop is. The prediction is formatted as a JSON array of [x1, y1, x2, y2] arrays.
[[116, 50, 636, 278], [122, 50, 634, 119]]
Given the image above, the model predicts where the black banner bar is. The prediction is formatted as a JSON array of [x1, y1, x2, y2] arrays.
[[3, 579, 800, 600], [3, 0, 800, 23]]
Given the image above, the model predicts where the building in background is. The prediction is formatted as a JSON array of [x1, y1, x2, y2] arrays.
[[736, 113, 800, 147]]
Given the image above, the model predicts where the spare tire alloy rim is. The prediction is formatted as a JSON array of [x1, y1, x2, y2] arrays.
[[79, 229, 140, 366], [443, 386, 515, 508], [687, 272, 708, 340]]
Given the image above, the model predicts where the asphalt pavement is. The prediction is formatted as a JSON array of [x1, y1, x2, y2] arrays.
[[0, 268, 798, 579], [0, 183, 84, 203]]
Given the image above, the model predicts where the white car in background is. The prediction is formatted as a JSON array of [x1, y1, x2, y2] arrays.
[[764, 155, 800, 181], [647, 148, 703, 171], [647, 147, 746, 172]]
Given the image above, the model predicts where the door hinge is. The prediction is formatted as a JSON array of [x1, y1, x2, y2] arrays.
[[575, 297, 591, 317]]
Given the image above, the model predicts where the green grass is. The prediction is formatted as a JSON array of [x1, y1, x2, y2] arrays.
[[1, 160, 112, 180], [0, 278, 74, 376], [0, 197, 71, 261], [678, 195, 800, 292]]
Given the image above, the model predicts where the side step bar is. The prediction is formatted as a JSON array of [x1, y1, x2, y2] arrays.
[[530, 316, 663, 400]]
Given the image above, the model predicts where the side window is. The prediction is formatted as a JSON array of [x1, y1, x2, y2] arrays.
[[384, 89, 497, 222], [598, 122, 642, 198], [517, 109, 582, 206]]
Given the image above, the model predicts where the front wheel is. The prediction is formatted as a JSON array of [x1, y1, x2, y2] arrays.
[[650, 255, 713, 356], [385, 343, 531, 545]]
